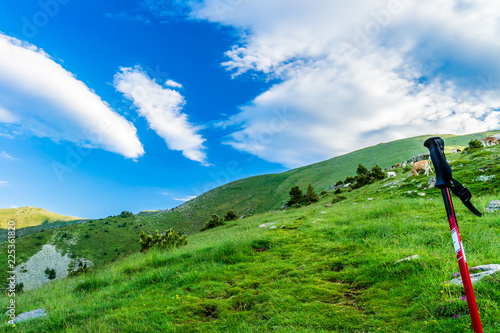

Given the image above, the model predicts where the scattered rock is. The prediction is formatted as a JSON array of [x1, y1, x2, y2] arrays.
[[428, 177, 436, 189], [269, 225, 277, 230], [450, 264, 500, 285], [320, 211, 327, 214], [475, 175, 496, 182], [395, 255, 419, 264], [367, 198, 374, 201], [12, 308, 47, 324], [485, 201, 500, 213], [259, 223, 277, 229], [324, 203, 332, 207], [417, 193, 426, 197]]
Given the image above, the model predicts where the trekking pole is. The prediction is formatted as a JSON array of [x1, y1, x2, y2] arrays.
[[424, 137, 483, 333]]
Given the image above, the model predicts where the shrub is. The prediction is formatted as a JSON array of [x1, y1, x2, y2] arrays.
[[469, 139, 483, 149], [200, 214, 225, 232], [45, 268, 56, 280], [332, 195, 347, 203], [335, 188, 342, 194], [224, 210, 239, 221], [287, 186, 307, 206], [345, 176, 355, 184], [356, 163, 369, 176], [69, 261, 92, 277], [119, 211, 134, 218], [320, 190, 328, 196], [370, 164, 385, 180], [139, 229, 187, 252], [15, 282, 24, 293], [335, 180, 344, 186]]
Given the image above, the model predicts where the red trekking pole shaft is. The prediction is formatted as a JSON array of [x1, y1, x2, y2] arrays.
[[424, 137, 483, 332], [441, 187, 483, 332]]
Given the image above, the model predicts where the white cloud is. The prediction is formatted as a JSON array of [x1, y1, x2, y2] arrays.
[[173, 195, 197, 202], [165, 79, 183, 88], [114, 66, 208, 165], [0, 33, 144, 159], [0, 105, 18, 123], [0, 151, 14, 160], [189, 0, 500, 167], [0, 180, 9, 187]]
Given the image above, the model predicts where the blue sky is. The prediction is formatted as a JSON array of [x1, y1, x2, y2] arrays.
[[1, 0, 499, 218]]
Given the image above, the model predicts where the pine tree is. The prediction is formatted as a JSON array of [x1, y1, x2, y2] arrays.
[[288, 186, 304, 206], [306, 184, 319, 203], [356, 163, 369, 176], [370, 164, 385, 180], [224, 210, 238, 221]]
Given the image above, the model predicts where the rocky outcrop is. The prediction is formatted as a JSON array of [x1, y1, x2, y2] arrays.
[[485, 201, 500, 213]]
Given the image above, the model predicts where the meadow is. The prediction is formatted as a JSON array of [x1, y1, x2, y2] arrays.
[[2, 139, 500, 332]]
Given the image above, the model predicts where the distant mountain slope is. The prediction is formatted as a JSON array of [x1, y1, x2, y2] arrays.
[[0, 207, 81, 229], [6, 140, 500, 332], [174, 131, 496, 228]]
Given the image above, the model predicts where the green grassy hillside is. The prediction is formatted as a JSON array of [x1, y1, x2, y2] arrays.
[[2, 141, 500, 332], [174, 131, 496, 229], [1, 132, 496, 277], [0, 207, 81, 230]]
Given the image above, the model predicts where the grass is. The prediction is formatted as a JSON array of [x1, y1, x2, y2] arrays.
[[0, 207, 81, 229], [2, 139, 500, 332], [173, 130, 497, 229]]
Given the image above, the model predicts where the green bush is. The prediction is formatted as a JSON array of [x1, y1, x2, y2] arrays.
[[69, 261, 92, 277], [287, 186, 307, 206], [332, 195, 347, 203], [287, 184, 318, 207], [370, 164, 385, 180], [200, 214, 225, 232], [468, 139, 483, 149], [224, 210, 239, 221], [15, 282, 24, 294], [45, 267, 56, 280], [119, 211, 134, 218], [356, 163, 369, 176], [139, 229, 188, 252], [320, 190, 328, 196]]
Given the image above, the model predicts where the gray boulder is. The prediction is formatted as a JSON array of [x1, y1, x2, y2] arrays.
[[485, 201, 500, 213], [450, 264, 500, 285], [427, 177, 436, 189], [12, 308, 46, 324]]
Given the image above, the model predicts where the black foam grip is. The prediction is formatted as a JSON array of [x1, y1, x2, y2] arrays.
[[423, 137, 452, 188]]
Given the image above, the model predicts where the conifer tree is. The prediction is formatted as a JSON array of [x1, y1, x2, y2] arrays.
[[356, 163, 369, 176], [306, 184, 319, 203], [288, 186, 305, 206], [370, 164, 386, 180]]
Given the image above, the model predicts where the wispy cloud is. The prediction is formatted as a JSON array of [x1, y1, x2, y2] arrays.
[[104, 12, 151, 24], [0, 151, 15, 160], [188, 0, 500, 167], [173, 195, 197, 202], [114, 66, 209, 165], [0, 180, 10, 187], [165, 79, 182, 88], [0, 33, 144, 159]]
